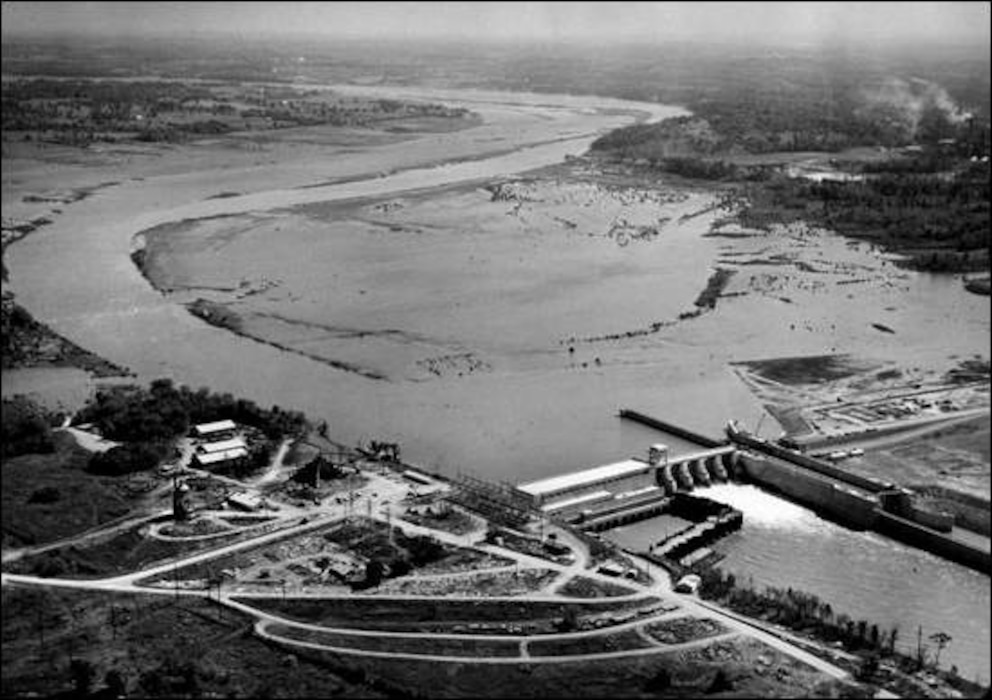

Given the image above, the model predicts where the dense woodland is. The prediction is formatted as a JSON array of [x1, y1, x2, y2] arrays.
[[1, 395, 56, 459], [2, 381, 308, 478], [1, 78, 472, 146], [75, 378, 307, 444], [590, 87, 990, 273], [739, 160, 990, 272], [71, 379, 307, 477]]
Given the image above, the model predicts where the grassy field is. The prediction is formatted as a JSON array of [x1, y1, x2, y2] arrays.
[[527, 628, 654, 656], [236, 595, 663, 631], [734, 354, 878, 387], [556, 575, 637, 598], [267, 634, 853, 698], [1, 432, 146, 549], [642, 616, 730, 645], [268, 623, 522, 658], [3, 517, 274, 580], [0, 587, 388, 699]]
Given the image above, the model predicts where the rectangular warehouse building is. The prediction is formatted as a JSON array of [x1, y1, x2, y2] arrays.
[[515, 458, 655, 509]]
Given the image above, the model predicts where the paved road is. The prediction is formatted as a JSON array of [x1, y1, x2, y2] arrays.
[[0, 470, 855, 684], [0, 509, 172, 565]]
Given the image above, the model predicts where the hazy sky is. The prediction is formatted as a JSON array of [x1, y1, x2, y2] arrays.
[[2, 1, 989, 46]]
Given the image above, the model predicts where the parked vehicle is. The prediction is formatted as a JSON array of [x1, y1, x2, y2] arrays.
[[674, 574, 702, 594]]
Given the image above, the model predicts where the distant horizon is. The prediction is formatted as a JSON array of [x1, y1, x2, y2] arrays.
[[3, 26, 990, 57], [2, 2, 989, 50]]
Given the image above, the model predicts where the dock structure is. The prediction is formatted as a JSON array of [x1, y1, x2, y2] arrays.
[[619, 409, 726, 448]]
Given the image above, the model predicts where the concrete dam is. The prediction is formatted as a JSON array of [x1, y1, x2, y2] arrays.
[[510, 410, 990, 575], [514, 438, 740, 532]]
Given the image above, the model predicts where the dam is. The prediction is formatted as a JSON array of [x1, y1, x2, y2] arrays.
[[517, 411, 990, 678], [513, 410, 991, 575], [514, 441, 739, 529]]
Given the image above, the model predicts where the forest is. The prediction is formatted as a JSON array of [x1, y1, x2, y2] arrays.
[[739, 160, 989, 272], [75, 377, 308, 444], [588, 77, 990, 273], [1, 77, 472, 146], [2, 379, 308, 480], [72, 378, 308, 477]]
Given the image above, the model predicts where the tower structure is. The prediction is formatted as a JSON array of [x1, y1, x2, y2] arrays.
[[172, 475, 191, 522]]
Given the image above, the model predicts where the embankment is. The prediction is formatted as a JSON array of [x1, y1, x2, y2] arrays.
[[729, 428, 892, 493], [619, 409, 725, 448], [740, 453, 990, 574], [874, 510, 991, 573]]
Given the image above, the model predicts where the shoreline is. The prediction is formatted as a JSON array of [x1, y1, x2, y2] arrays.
[[2, 293, 133, 379]]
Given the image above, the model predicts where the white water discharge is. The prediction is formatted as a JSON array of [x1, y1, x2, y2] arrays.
[[710, 484, 989, 682]]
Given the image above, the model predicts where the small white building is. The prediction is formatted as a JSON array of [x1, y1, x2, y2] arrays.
[[195, 447, 249, 467], [198, 437, 248, 454], [516, 459, 654, 508], [194, 420, 237, 440], [227, 492, 262, 511]]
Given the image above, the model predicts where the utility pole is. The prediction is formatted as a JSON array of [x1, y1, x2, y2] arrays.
[[217, 578, 224, 624], [35, 594, 45, 658]]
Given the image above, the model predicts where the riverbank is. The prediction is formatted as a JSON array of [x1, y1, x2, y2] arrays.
[[1, 292, 132, 379], [695, 573, 987, 700]]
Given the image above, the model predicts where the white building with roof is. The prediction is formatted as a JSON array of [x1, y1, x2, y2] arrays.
[[198, 437, 248, 454], [516, 458, 655, 508], [195, 447, 249, 467], [194, 420, 237, 439], [227, 492, 262, 511]]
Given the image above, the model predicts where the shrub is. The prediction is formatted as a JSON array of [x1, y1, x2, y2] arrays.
[[88, 441, 170, 476], [1, 395, 55, 457], [27, 486, 61, 504]]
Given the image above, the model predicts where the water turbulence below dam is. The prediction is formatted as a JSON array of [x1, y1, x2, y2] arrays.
[[677, 483, 989, 682]]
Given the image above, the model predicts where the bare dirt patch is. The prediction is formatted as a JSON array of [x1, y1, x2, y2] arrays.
[[366, 568, 559, 597]]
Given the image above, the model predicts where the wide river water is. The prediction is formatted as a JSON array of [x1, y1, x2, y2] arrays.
[[6, 84, 989, 679], [606, 484, 991, 681]]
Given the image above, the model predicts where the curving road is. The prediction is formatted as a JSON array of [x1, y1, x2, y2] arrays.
[[1, 499, 854, 684]]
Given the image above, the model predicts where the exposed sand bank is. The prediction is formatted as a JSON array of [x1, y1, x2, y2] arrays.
[[4, 84, 987, 485]]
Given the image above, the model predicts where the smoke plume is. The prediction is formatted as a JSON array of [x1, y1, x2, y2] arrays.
[[859, 77, 972, 140]]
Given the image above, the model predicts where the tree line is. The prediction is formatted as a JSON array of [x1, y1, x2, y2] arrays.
[[739, 160, 989, 273], [698, 567, 962, 680]]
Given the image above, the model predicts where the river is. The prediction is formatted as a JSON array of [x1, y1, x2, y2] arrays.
[[605, 483, 991, 682], [6, 82, 989, 679]]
